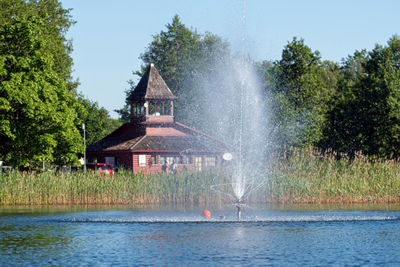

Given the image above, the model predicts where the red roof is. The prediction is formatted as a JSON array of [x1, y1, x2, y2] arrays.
[[89, 63, 232, 154], [87, 122, 231, 153]]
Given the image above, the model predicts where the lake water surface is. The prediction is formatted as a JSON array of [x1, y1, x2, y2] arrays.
[[1, 205, 400, 266]]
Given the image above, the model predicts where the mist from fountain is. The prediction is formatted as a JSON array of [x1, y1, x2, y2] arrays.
[[194, 54, 270, 220], [182, 1, 271, 220]]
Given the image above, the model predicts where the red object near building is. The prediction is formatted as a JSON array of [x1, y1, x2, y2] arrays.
[[85, 163, 114, 175], [86, 64, 232, 174]]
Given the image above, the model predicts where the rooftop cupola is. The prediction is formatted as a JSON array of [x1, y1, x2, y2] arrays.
[[127, 63, 177, 123]]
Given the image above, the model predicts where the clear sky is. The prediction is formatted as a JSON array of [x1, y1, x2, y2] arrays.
[[61, 0, 400, 118]]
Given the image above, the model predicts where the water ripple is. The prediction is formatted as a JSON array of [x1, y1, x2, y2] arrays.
[[62, 215, 399, 223]]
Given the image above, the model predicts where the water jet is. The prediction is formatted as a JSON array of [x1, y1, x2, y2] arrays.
[[235, 198, 244, 220]]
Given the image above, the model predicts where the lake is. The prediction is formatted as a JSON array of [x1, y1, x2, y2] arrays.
[[1, 205, 400, 266]]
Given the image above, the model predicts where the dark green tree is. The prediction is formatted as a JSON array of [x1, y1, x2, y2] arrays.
[[264, 37, 334, 148], [274, 37, 325, 109], [77, 95, 122, 145], [116, 15, 230, 129], [0, 15, 83, 167], [114, 79, 135, 123], [319, 50, 368, 155], [322, 36, 400, 158]]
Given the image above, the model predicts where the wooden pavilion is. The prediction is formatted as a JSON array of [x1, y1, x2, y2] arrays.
[[86, 64, 232, 173]]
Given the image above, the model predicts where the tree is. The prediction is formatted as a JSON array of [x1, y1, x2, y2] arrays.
[[77, 95, 122, 146], [264, 37, 334, 148], [0, 0, 77, 92], [274, 37, 325, 108], [319, 51, 368, 155], [116, 15, 230, 130], [322, 36, 400, 158], [140, 15, 202, 99], [0, 15, 83, 167], [114, 79, 135, 123]]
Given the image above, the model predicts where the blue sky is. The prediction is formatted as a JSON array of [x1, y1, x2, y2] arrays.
[[61, 0, 400, 118]]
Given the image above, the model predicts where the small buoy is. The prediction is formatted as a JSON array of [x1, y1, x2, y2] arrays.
[[202, 209, 211, 218]]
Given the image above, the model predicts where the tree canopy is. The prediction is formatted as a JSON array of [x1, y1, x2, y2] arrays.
[[0, 0, 76, 90], [0, 1, 135, 168], [117, 15, 231, 129], [0, 15, 83, 167], [321, 36, 400, 158], [3, 6, 399, 166], [262, 38, 336, 149], [77, 95, 122, 146], [116, 15, 400, 159]]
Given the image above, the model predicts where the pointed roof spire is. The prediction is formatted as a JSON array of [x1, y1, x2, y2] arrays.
[[127, 64, 177, 101]]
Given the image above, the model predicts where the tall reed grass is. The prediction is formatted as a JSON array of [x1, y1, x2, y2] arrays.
[[0, 169, 230, 205], [1, 147, 400, 205], [265, 147, 400, 203]]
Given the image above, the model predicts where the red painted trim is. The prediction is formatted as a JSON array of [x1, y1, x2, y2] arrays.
[[87, 150, 133, 153], [88, 149, 224, 153], [132, 150, 225, 153]]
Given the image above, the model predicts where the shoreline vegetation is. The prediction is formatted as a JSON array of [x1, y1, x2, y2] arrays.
[[1, 148, 400, 206]]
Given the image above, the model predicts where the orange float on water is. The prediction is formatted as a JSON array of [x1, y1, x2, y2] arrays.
[[202, 209, 211, 218]]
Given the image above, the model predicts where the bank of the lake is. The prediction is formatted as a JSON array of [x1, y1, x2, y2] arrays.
[[1, 148, 400, 205]]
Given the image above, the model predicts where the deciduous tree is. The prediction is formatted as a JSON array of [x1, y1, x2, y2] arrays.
[[116, 15, 230, 130], [264, 38, 334, 148], [77, 95, 122, 146], [0, 16, 83, 167], [322, 36, 400, 158]]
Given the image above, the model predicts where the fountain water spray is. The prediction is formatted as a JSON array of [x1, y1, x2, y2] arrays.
[[189, 1, 270, 220], [205, 54, 270, 220], [235, 197, 244, 220]]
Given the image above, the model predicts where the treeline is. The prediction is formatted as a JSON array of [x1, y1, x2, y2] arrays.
[[118, 15, 400, 159], [1, 3, 400, 169], [0, 0, 120, 168], [266, 36, 400, 159]]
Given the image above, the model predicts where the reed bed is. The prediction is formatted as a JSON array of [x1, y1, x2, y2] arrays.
[[265, 147, 400, 204], [1, 147, 400, 205], [0, 169, 230, 205]]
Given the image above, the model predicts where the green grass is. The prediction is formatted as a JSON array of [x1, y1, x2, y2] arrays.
[[1, 148, 400, 205]]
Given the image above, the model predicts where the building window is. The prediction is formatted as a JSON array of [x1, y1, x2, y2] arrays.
[[150, 155, 158, 165], [140, 104, 145, 115], [205, 156, 216, 168], [148, 102, 162, 116], [160, 155, 182, 165], [138, 154, 146, 166], [149, 102, 155, 115], [135, 103, 139, 116], [185, 155, 193, 164], [161, 101, 171, 115], [132, 103, 145, 116], [194, 156, 202, 171]]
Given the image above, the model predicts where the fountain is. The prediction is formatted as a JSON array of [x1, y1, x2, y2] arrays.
[[165, 1, 269, 220], [213, 1, 271, 220], [205, 54, 270, 220], [235, 198, 243, 220]]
